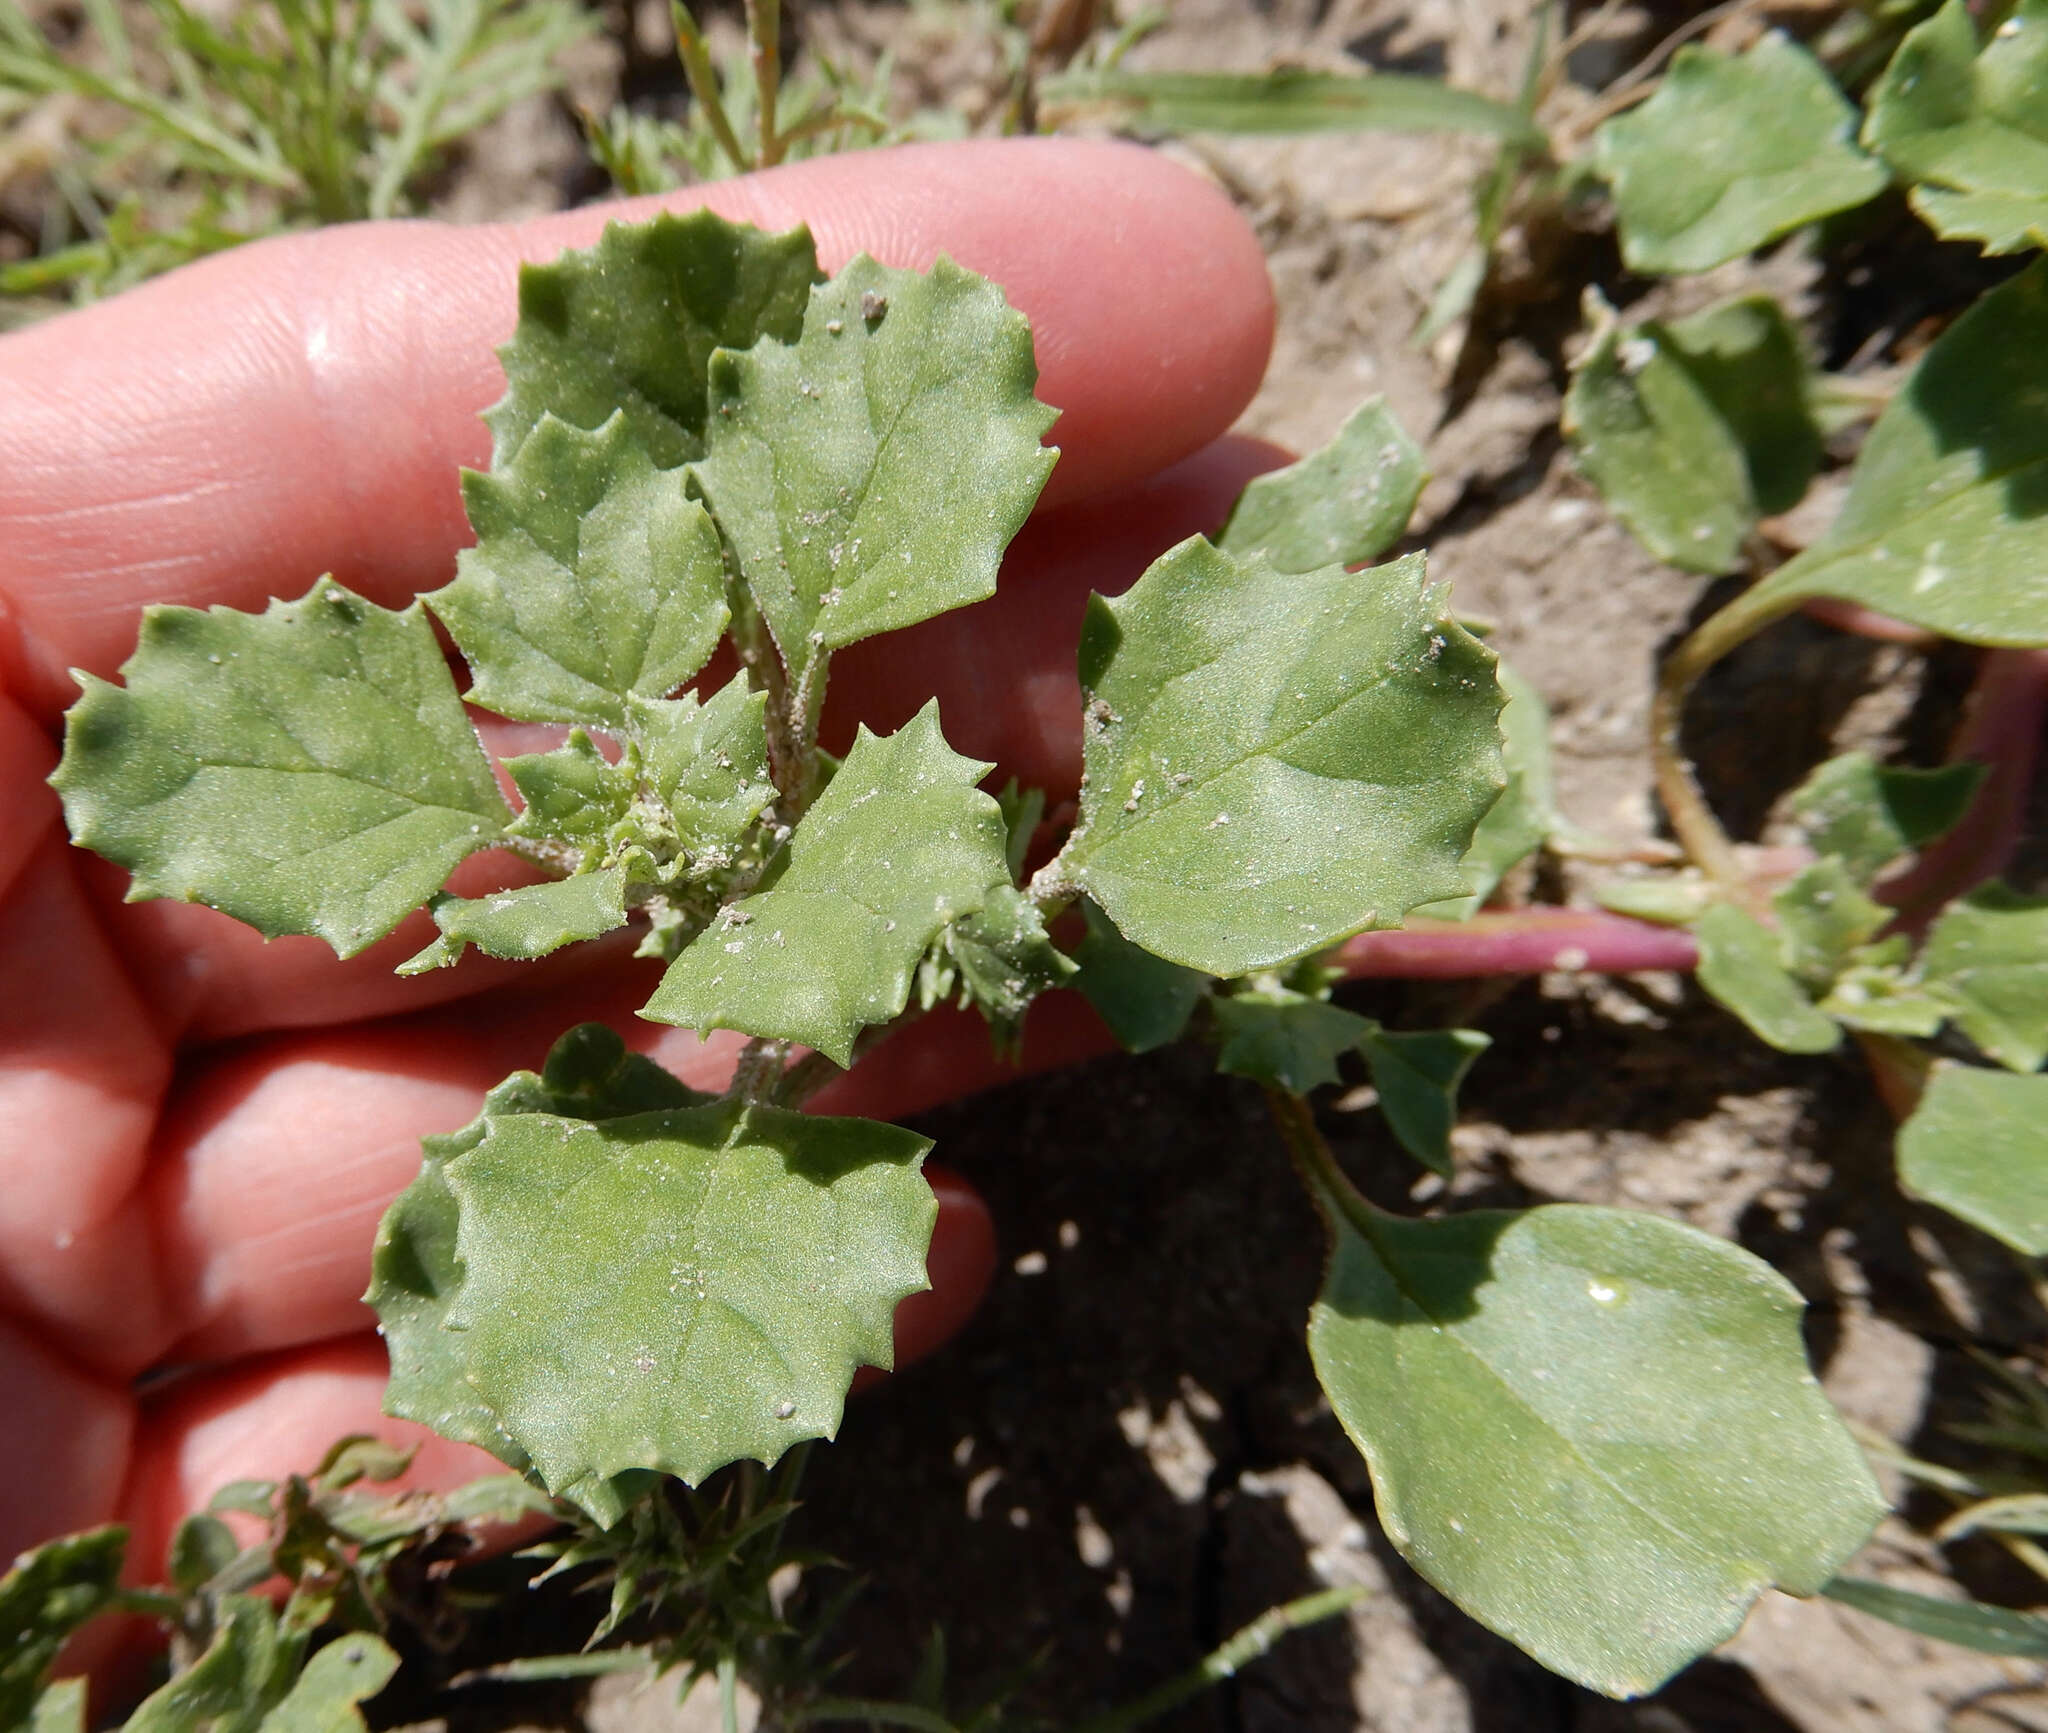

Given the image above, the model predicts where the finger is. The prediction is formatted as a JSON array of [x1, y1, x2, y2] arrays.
[[117, 1168, 995, 1578], [82, 436, 1284, 1045], [0, 138, 1273, 718], [147, 981, 1104, 1370], [0, 1317, 134, 1564]]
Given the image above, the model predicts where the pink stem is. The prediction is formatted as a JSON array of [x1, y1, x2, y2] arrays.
[[1336, 908, 1698, 980], [1880, 647, 2048, 930]]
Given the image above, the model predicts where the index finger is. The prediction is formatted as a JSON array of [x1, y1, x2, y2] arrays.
[[0, 137, 1273, 719]]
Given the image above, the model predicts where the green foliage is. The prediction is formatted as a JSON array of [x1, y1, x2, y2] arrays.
[[1357, 1025, 1491, 1176], [1304, 1178, 1884, 1696], [1789, 751, 1984, 882], [1897, 1063, 2048, 1255], [53, 580, 508, 957], [1069, 898, 1209, 1053], [1037, 66, 1544, 140], [256, 1635, 400, 1733], [0, 0, 589, 303], [917, 886, 1078, 1054], [1417, 661, 1557, 920], [1593, 33, 1887, 274], [1743, 260, 2048, 646], [1, 1527, 126, 1729], [1212, 993, 1372, 1095], [644, 705, 1012, 1066], [1692, 903, 1844, 1053], [1862, 0, 2048, 255], [1565, 293, 1823, 574], [487, 213, 821, 470], [431, 414, 730, 729], [401, 870, 629, 973], [1051, 541, 1506, 976], [1918, 883, 2048, 1071], [692, 254, 1058, 688], [431, 1097, 932, 1515], [126, 1595, 304, 1732], [1216, 397, 1427, 573], [1824, 1576, 2048, 1656]]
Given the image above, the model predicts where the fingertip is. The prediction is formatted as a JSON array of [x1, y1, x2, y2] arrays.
[[894, 1164, 997, 1369]]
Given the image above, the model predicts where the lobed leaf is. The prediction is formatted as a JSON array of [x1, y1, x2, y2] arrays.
[[431, 413, 728, 728], [1897, 1063, 2048, 1254], [1306, 1192, 1884, 1696], [1358, 1025, 1491, 1176], [1919, 883, 2048, 1071], [52, 580, 507, 958], [1790, 751, 1984, 881], [1212, 995, 1373, 1095], [631, 684, 777, 873], [1217, 397, 1427, 573], [1742, 260, 2048, 645], [505, 729, 632, 847], [369, 1025, 708, 1521], [693, 255, 1058, 686], [1068, 898, 1209, 1053], [486, 211, 821, 469], [399, 869, 629, 973], [1692, 903, 1841, 1053], [644, 703, 1011, 1065], [0, 1527, 126, 1730], [1056, 540, 1505, 977], [1862, 0, 2048, 257], [1565, 294, 1822, 574], [439, 1099, 933, 1510]]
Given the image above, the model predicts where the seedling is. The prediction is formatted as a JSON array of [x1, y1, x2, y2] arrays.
[[16, 193, 1918, 1728]]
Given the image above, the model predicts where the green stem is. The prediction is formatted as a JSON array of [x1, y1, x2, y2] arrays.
[[1649, 578, 1805, 905], [719, 1652, 741, 1733], [798, 1701, 958, 1732], [1263, 1086, 1381, 1241], [1074, 1585, 1366, 1733], [671, 0, 750, 172], [748, 0, 781, 166]]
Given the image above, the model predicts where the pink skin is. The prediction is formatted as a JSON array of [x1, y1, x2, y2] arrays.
[[0, 138, 1279, 1579]]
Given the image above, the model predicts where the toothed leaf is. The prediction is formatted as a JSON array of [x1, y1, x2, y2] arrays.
[[644, 704, 1011, 1065], [431, 414, 728, 727], [52, 579, 507, 957], [1057, 541, 1505, 977], [487, 212, 821, 468], [434, 1099, 932, 1513], [1306, 1194, 1883, 1696], [693, 256, 1058, 684], [1213, 995, 1372, 1094], [399, 869, 629, 973]]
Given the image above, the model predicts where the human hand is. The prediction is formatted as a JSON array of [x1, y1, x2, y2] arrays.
[[0, 137, 1276, 1576]]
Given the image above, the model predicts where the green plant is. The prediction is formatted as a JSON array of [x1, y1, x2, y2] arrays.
[[0, 0, 589, 306], [22, 192, 1920, 1727]]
